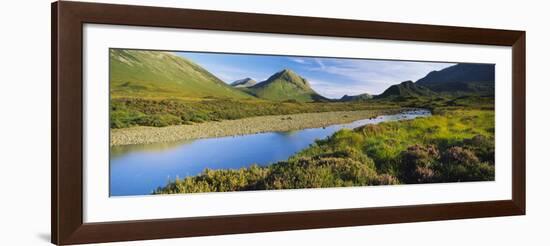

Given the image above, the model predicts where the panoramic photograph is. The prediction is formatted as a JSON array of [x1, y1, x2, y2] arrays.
[[109, 49, 495, 196]]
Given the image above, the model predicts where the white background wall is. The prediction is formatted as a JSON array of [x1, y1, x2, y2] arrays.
[[0, 0, 547, 245]]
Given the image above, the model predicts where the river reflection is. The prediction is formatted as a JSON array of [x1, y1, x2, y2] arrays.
[[110, 109, 431, 196]]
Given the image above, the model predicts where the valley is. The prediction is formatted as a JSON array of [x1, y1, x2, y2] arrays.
[[108, 49, 496, 196]]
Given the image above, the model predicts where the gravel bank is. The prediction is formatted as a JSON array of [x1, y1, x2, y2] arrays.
[[111, 109, 398, 146]]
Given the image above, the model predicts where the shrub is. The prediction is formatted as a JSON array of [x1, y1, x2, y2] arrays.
[[154, 165, 269, 193], [155, 152, 385, 194], [263, 153, 380, 189], [441, 146, 479, 166], [372, 174, 400, 185], [437, 146, 494, 182], [111, 97, 395, 128], [135, 114, 182, 127], [399, 144, 440, 183], [153, 108, 496, 194], [462, 135, 495, 164], [109, 108, 146, 128]]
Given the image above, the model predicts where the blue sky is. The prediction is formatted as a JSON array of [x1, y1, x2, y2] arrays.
[[176, 51, 455, 99]]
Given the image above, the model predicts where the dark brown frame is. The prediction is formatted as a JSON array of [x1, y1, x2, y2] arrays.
[[52, 1, 526, 245]]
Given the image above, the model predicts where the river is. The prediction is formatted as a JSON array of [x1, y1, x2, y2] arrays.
[[110, 109, 431, 196]]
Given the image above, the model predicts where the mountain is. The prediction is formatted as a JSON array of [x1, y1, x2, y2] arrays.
[[415, 63, 495, 95], [109, 49, 253, 99], [340, 93, 373, 102], [246, 69, 326, 102], [377, 81, 435, 98], [231, 78, 257, 88]]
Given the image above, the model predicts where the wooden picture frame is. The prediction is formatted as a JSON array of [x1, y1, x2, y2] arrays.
[[52, 1, 525, 245]]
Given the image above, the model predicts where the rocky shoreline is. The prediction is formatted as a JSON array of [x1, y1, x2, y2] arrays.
[[110, 109, 399, 146]]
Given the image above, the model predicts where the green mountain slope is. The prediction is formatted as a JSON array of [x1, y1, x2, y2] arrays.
[[246, 69, 326, 102], [340, 93, 373, 102], [231, 78, 257, 88], [377, 81, 436, 98], [415, 63, 495, 95], [109, 49, 253, 99]]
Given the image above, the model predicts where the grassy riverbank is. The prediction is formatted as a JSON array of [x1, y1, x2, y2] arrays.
[[154, 108, 495, 194], [111, 109, 399, 146], [110, 98, 398, 128]]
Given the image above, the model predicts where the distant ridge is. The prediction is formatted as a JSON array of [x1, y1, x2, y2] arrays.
[[377, 81, 435, 98], [415, 63, 495, 95], [111, 50, 494, 102], [231, 78, 257, 88], [340, 93, 373, 102]]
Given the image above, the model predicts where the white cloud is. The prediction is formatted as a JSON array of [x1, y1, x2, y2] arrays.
[[313, 58, 327, 70], [194, 63, 268, 83], [289, 58, 308, 64], [177, 51, 455, 96], [307, 59, 454, 95], [309, 78, 376, 99]]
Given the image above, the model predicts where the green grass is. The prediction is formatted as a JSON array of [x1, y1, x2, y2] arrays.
[[110, 97, 398, 128], [245, 71, 318, 102], [247, 79, 317, 102], [153, 108, 495, 194], [108, 48, 496, 194], [376, 94, 494, 112], [110, 49, 253, 100], [377, 81, 436, 98], [307, 109, 494, 174], [110, 94, 493, 129], [243, 69, 324, 102]]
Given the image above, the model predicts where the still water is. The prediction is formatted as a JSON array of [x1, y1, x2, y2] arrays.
[[110, 109, 431, 196]]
